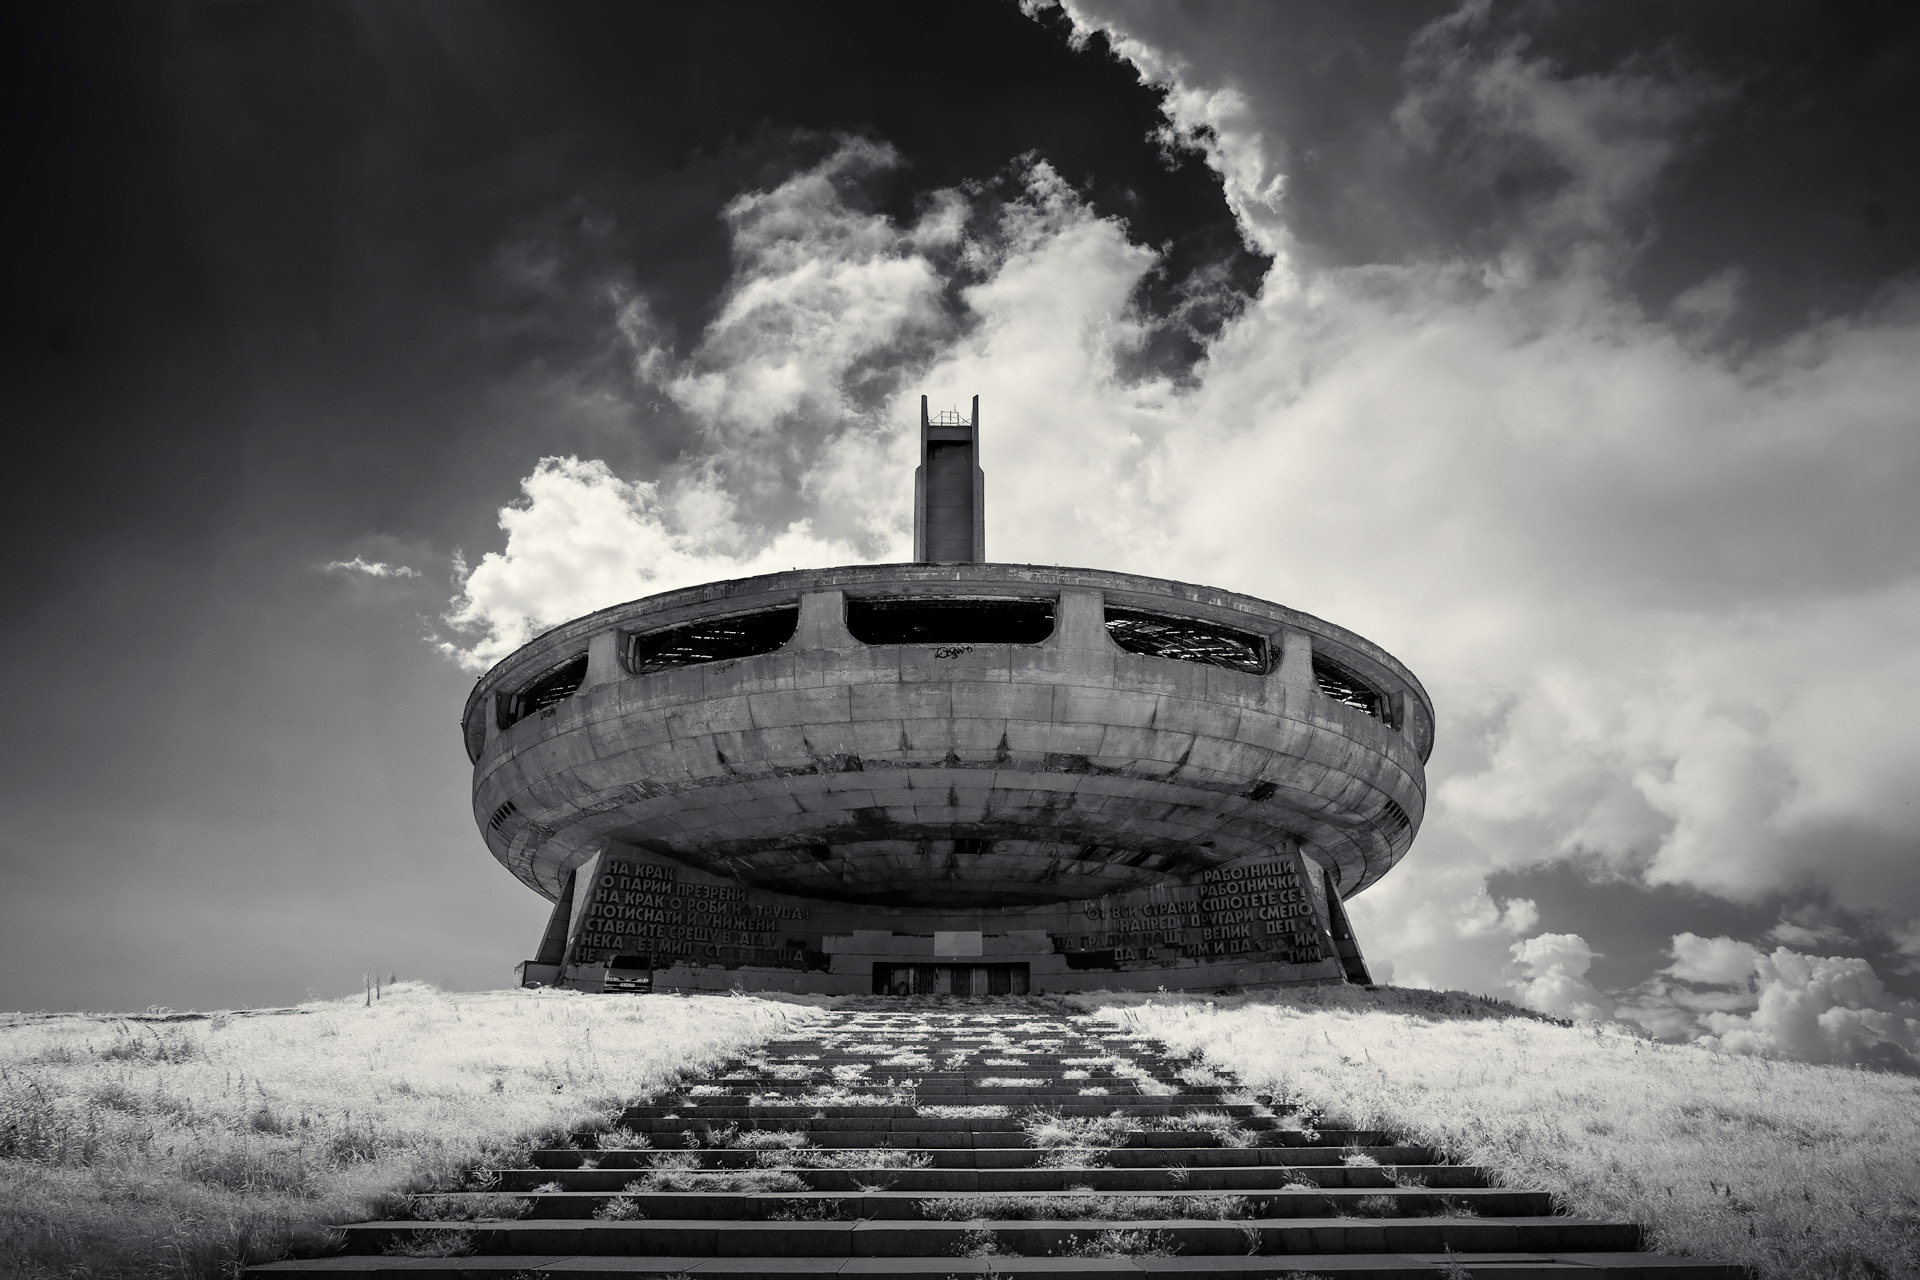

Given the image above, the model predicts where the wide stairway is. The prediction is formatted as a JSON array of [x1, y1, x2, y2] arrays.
[[250, 1004, 1738, 1277]]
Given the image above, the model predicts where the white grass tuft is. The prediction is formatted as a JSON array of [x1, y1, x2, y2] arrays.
[[1074, 985, 1920, 1280], [0, 982, 823, 1277]]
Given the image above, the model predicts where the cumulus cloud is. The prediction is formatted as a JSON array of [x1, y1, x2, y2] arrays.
[[438, 457, 878, 672], [1700, 948, 1920, 1073], [325, 557, 418, 579], [436, 140, 955, 671], [437, 5, 1920, 1063], [1509, 932, 1609, 1021], [1663, 932, 1762, 985], [1615, 935, 1920, 1072]]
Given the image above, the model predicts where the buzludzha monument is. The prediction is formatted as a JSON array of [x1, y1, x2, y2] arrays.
[[463, 397, 1431, 995]]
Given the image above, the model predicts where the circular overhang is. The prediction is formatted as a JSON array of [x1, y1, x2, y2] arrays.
[[465, 563, 1431, 909]]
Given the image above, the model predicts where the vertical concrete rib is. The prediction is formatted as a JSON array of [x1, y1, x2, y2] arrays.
[[583, 628, 623, 689], [794, 590, 856, 649]]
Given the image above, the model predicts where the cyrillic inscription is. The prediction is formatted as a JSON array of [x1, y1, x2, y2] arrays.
[[1055, 854, 1328, 967], [571, 859, 815, 968]]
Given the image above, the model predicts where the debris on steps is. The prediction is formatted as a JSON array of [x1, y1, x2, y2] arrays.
[[246, 1002, 1741, 1278]]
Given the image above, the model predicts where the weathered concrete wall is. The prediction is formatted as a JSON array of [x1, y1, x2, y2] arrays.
[[465, 565, 1431, 927], [549, 843, 1348, 995]]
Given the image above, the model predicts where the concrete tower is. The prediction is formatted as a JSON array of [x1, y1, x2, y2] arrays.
[[913, 395, 985, 563]]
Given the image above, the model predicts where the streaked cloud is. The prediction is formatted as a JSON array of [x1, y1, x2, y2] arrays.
[[324, 557, 419, 579]]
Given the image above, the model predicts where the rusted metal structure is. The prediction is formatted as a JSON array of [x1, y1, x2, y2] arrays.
[[466, 397, 1431, 994]]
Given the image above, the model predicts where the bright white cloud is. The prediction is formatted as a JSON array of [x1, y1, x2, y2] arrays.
[[437, 7, 1920, 1065], [1698, 948, 1920, 1073], [325, 557, 418, 579], [438, 457, 877, 673], [1508, 932, 1608, 1022], [1663, 932, 1763, 985]]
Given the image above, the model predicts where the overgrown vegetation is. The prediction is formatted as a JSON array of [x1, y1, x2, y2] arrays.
[[921, 1191, 1248, 1220], [1077, 985, 1920, 1280], [0, 982, 821, 1279]]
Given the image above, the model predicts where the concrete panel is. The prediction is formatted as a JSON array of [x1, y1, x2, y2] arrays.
[[471, 562, 1431, 952]]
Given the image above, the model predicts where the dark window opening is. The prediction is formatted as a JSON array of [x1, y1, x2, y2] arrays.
[[625, 606, 799, 675], [1378, 796, 1412, 840], [486, 799, 518, 832], [1104, 608, 1267, 674], [846, 597, 1054, 645], [497, 653, 588, 730], [1312, 654, 1386, 721], [872, 963, 1029, 996]]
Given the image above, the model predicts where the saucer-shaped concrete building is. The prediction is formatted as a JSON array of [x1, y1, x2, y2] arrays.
[[467, 398, 1431, 994]]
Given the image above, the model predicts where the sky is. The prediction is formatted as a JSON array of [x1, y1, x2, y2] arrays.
[[4, 1, 1918, 1070]]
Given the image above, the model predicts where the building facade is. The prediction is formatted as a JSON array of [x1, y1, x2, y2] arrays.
[[465, 399, 1431, 994]]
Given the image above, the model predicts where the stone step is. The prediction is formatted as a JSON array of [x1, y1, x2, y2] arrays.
[[329, 1215, 1646, 1256], [611, 1114, 1350, 1134], [683, 1090, 1221, 1097], [585, 1128, 1387, 1151], [426, 1186, 1550, 1219], [236, 1011, 1724, 1280], [670, 1094, 1210, 1106], [530, 1145, 1442, 1170], [248, 1252, 1743, 1277], [497, 1163, 1491, 1193], [628, 1102, 1266, 1120]]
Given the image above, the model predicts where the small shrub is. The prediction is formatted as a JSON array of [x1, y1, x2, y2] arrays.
[[383, 1228, 475, 1257], [1056, 1228, 1178, 1257], [1345, 1194, 1399, 1218], [406, 1193, 532, 1222], [593, 1195, 644, 1220], [784, 1147, 929, 1170]]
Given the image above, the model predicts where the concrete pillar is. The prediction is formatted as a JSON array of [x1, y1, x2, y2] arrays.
[[561, 848, 606, 974], [582, 628, 623, 689], [793, 589, 857, 649], [1274, 629, 1315, 691], [1050, 588, 1109, 651]]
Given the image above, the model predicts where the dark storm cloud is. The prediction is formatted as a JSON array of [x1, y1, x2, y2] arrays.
[[1064, 0, 1920, 339]]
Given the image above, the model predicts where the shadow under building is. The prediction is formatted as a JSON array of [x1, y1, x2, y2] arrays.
[[464, 396, 1431, 995]]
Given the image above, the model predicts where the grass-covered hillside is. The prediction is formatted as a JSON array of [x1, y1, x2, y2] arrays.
[[5, 982, 1915, 1280], [0, 983, 823, 1279], [1078, 986, 1920, 1280]]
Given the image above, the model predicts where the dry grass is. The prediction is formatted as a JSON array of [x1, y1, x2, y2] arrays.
[[920, 1192, 1248, 1220], [0, 982, 822, 1279], [1076, 986, 1920, 1280]]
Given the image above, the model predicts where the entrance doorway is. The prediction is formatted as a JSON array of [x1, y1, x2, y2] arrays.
[[872, 963, 1030, 996]]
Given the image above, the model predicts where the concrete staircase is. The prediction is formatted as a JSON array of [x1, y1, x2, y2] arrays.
[[248, 1004, 1738, 1277]]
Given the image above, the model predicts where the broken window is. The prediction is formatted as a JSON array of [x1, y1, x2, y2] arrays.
[[1378, 795, 1412, 841], [624, 606, 799, 675], [1104, 607, 1267, 674], [846, 597, 1054, 645], [497, 652, 588, 730], [1312, 654, 1386, 721]]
